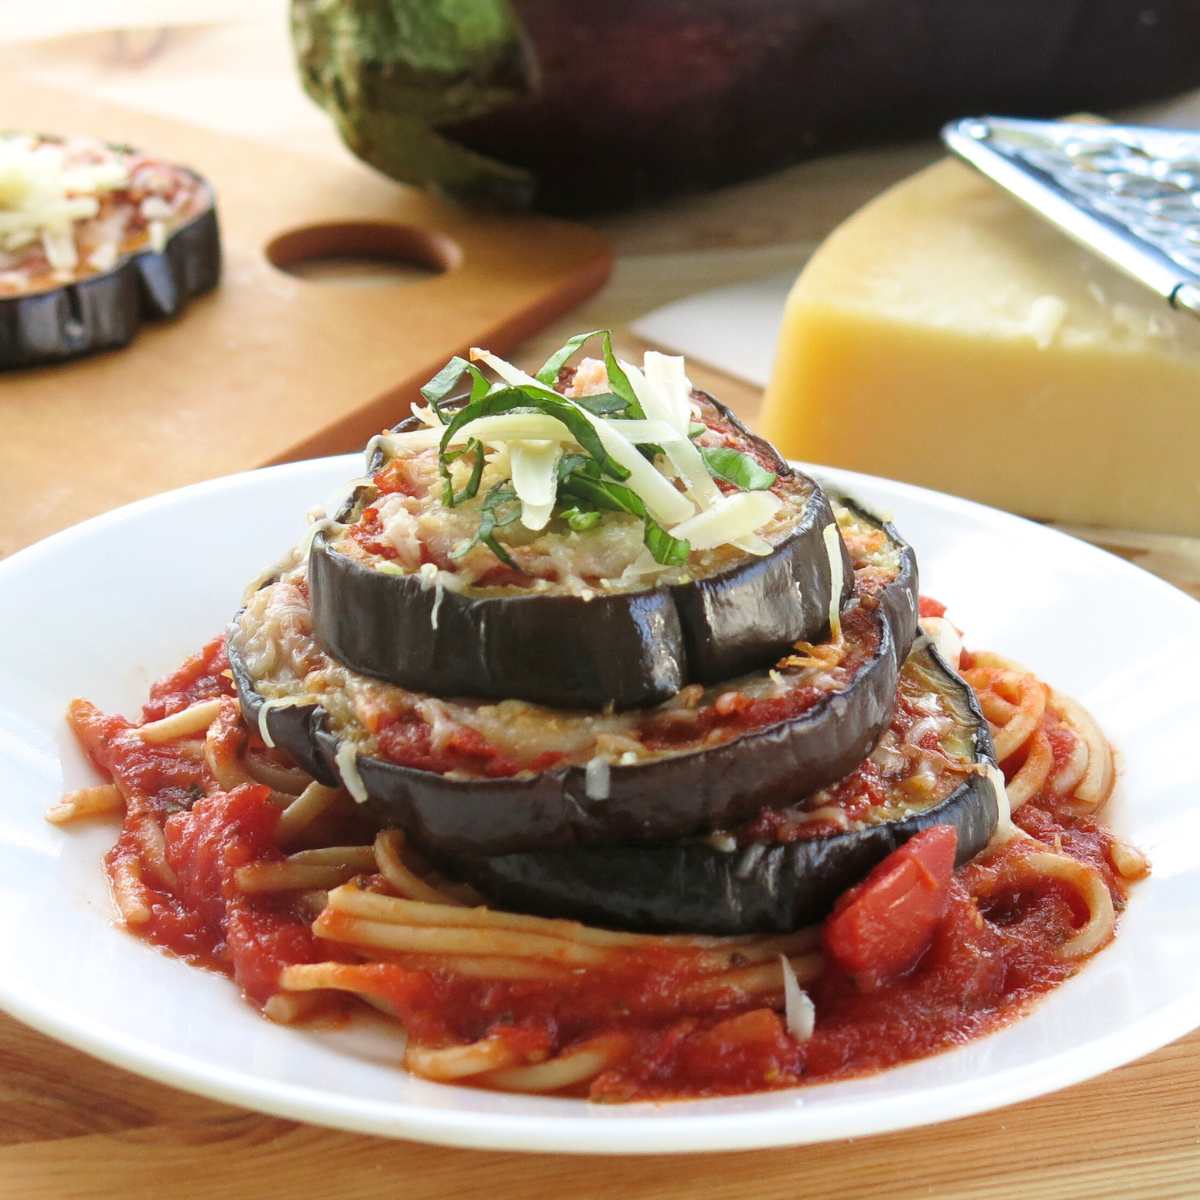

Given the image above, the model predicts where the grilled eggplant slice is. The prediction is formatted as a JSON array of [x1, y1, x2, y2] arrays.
[[228, 500, 916, 856], [445, 639, 998, 934], [309, 391, 852, 710], [0, 134, 220, 369]]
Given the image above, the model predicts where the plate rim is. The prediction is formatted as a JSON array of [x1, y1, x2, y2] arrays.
[[1, 456, 1198, 1155]]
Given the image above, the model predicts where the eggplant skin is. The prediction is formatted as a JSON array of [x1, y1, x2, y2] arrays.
[[308, 393, 853, 710], [228, 502, 917, 856], [445, 644, 998, 935], [292, 0, 1200, 212], [0, 180, 220, 370]]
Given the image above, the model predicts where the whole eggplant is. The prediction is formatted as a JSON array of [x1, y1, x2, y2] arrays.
[[291, 0, 1200, 212], [445, 640, 999, 934]]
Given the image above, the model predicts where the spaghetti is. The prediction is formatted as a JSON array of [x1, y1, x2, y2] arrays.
[[55, 619, 1146, 1101]]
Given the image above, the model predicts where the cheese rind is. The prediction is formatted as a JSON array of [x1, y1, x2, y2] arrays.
[[761, 159, 1200, 535]]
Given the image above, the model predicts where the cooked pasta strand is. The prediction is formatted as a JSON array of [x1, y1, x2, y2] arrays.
[[476, 1034, 632, 1093], [680, 954, 824, 1003], [236, 861, 368, 894], [322, 884, 819, 958], [287, 845, 377, 869], [405, 1035, 533, 1081], [314, 911, 615, 966], [1021, 852, 1115, 959], [374, 830, 467, 906], [243, 751, 312, 795], [275, 782, 342, 845], [1048, 686, 1114, 810], [263, 991, 326, 1024], [110, 857, 151, 926], [1005, 729, 1054, 812], [136, 698, 222, 743], [1109, 840, 1150, 881], [133, 818, 178, 890], [964, 667, 1046, 761], [45, 784, 124, 825]]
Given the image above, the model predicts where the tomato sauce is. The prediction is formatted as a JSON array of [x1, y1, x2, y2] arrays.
[[72, 641, 1139, 1102]]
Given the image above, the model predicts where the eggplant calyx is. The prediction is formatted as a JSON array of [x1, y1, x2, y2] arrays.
[[290, 0, 536, 208]]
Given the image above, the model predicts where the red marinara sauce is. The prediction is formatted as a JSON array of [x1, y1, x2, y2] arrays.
[[72, 640, 1137, 1101]]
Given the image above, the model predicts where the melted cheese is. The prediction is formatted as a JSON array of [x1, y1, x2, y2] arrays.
[[0, 134, 128, 282]]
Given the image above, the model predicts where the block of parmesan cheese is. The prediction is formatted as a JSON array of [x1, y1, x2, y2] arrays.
[[760, 157, 1200, 535]]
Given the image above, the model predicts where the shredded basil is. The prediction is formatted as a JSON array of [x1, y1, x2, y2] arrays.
[[571, 391, 630, 417], [560, 467, 690, 565], [534, 329, 645, 419], [688, 422, 707, 439], [440, 437, 486, 506], [451, 480, 521, 568], [700, 446, 777, 491], [420, 356, 491, 423], [643, 519, 692, 566], [439, 386, 630, 491], [559, 506, 602, 532]]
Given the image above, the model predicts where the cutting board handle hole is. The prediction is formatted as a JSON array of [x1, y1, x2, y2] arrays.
[[266, 222, 460, 286]]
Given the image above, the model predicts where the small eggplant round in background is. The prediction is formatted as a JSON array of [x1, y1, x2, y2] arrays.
[[0, 136, 220, 370], [441, 640, 999, 935], [227, 500, 918, 858], [308, 394, 853, 711]]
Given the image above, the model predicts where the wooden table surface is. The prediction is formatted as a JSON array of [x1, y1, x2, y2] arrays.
[[3, 8, 1199, 1198]]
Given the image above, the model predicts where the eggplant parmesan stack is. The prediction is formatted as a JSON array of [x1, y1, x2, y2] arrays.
[[0, 132, 219, 368], [228, 334, 998, 935]]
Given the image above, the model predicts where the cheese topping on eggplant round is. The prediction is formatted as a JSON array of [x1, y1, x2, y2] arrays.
[[327, 343, 810, 595], [231, 505, 894, 778], [0, 133, 211, 295], [728, 643, 982, 841]]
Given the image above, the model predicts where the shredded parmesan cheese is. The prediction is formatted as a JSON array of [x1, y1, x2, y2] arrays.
[[509, 439, 563, 531], [780, 954, 816, 1042], [822, 522, 845, 642], [985, 762, 1030, 848], [256, 696, 311, 749], [430, 578, 445, 629], [584, 756, 611, 801], [335, 741, 368, 804], [920, 616, 963, 671], [668, 491, 781, 550]]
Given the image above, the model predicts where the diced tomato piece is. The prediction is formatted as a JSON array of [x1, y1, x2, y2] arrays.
[[918, 596, 947, 618], [824, 825, 958, 991]]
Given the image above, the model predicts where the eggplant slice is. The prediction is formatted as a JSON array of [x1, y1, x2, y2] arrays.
[[0, 157, 219, 370], [443, 640, 998, 935], [228, 501, 917, 857], [308, 394, 853, 710]]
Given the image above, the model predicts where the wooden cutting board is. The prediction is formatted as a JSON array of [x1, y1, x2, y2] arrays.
[[0, 80, 611, 557]]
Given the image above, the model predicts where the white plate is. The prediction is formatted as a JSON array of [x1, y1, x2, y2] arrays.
[[2, 458, 1198, 1155]]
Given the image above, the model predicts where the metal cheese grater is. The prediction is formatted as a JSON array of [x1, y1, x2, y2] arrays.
[[943, 116, 1200, 322]]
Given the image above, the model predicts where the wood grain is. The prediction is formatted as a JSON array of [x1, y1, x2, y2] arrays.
[[1, 1011, 1197, 1200], [0, 78, 610, 558], [3, 12, 1200, 1199]]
